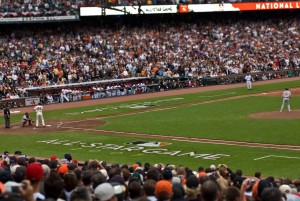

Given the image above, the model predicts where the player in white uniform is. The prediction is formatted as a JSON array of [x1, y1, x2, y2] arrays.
[[280, 88, 291, 112], [245, 74, 254, 90], [34, 103, 45, 127], [60, 88, 70, 103]]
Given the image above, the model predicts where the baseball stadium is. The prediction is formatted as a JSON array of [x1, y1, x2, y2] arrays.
[[1, 2, 300, 201]]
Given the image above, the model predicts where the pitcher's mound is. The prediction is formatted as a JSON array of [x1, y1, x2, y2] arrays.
[[249, 110, 300, 119]]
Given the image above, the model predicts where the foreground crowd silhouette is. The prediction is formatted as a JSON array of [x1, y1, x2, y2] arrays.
[[0, 151, 299, 201]]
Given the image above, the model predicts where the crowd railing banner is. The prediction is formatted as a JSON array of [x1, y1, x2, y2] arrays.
[[0, 15, 79, 23]]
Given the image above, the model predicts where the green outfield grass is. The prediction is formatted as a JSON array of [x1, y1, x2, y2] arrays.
[[1, 79, 300, 179]]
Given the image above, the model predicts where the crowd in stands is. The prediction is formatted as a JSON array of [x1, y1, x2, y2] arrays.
[[0, 13, 300, 100], [0, 151, 299, 201], [0, 0, 85, 17]]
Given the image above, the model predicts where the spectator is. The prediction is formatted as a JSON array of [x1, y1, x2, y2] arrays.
[[261, 187, 284, 201], [172, 183, 186, 201], [225, 186, 240, 201], [61, 172, 79, 201], [26, 162, 45, 200], [128, 181, 143, 201], [155, 180, 173, 201], [200, 180, 220, 201], [143, 179, 157, 201], [44, 172, 65, 200], [184, 175, 200, 201], [94, 183, 117, 201], [70, 186, 92, 201], [279, 184, 300, 201]]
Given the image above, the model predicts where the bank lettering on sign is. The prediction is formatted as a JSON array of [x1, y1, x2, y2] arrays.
[[37, 139, 230, 160]]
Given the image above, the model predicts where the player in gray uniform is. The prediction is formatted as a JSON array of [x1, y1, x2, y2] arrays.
[[280, 88, 291, 112]]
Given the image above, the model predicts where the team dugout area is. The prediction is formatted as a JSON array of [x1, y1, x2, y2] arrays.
[[0, 68, 298, 109]]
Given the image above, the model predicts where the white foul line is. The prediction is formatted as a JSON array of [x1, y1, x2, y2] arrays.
[[254, 155, 300, 161], [199, 92, 236, 97]]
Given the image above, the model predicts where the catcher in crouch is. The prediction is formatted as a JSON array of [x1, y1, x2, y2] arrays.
[[21, 112, 33, 127]]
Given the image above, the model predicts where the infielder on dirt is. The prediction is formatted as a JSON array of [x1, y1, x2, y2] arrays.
[[280, 88, 291, 112], [34, 103, 45, 127]]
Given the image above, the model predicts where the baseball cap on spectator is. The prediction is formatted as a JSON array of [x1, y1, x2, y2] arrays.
[[155, 180, 173, 197], [131, 172, 142, 183], [50, 155, 58, 160], [163, 168, 173, 180], [94, 183, 115, 201], [186, 175, 199, 189], [73, 160, 78, 166], [14, 151, 22, 156], [198, 172, 207, 179], [26, 163, 43, 181], [210, 164, 216, 171], [279, 184, 292, 194], [132, 164, 139, 170], [57, 164, 68, 175]]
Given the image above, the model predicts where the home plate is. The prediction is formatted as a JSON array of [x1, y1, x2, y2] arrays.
[[46, 125, 52, 127]]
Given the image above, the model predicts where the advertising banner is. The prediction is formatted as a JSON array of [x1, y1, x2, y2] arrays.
[[231, 2, 300, 10], [25, 97, 40, 106]]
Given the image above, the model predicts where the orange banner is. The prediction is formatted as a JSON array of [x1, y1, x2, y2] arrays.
[[232, 2, 300, 10]]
